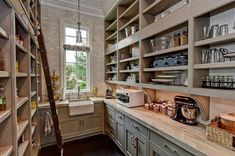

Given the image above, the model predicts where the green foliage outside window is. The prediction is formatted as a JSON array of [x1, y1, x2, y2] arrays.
[[66, 52, 87, 90]]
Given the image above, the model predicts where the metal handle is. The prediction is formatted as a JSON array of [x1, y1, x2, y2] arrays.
[[131, 122, 138, 129], [131, 136, 134, 146], [163, 144, 178, 155], [117, 115, 122, 120], [134, 137, 139, 156]]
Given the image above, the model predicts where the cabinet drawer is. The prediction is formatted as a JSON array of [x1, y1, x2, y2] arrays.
[[150, 131, 194, 156], [105, 116, 115, 127], [125, 116, 148, 137], [116, 111, 124, 124], [104, 105, 115, 121], [105, 123, 115, 139]]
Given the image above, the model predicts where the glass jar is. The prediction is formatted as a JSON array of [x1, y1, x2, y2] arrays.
[[0, 56, 4, 71], [181, 28, 188, 45], [173, 33, 181, 47], [0, 84, 6, 111], [205, 76, 211, 87]]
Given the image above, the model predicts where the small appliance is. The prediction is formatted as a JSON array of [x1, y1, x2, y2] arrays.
[[173, 96, 199, 125], [116, 89, 144, 107]]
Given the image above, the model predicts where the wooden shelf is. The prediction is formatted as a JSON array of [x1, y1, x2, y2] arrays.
[[106, 62, 117, 66], [18, 140, 29, 156], [0, 109, 11, 124], [31, 74, 36, 77], [16, 41, 27, 53], [195, 32, 235, 47], [141, 83, 189, 94], [140, 4, 189, 40], [194, 62, 235, 69], [144, 65, 188, 72], [105, 5, 117, 21], [16, 72, 28, 78], [0, 71, 10, 78], [31, 125, 36, 136], [106, 80, 139, 87], [192, 88, 235, 100], [17, 120, 29, 140], [106, 31, 117, 41], [119, 0, 139, 19], [31, 91, 37, 97], [0, 145, 13, 156], [17, 97, 29, 109], [106, 20, 117, 32], [105, 44, 118, 55], [0, 26, 9, 39], [143, 45, 188, 58], [106, 71, 117, 74], [120, 69, 139, 73], [31, 109, 36, 118], [119, 56, 139, 63], [119, 14, 139, 32], [142, 0, 181, 15]]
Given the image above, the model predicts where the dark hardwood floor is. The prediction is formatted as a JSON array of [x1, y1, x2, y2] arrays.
[[39, 135, 125, 156]]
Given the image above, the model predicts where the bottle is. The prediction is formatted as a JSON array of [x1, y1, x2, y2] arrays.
[[0, 55, 4, 71], [0, 84, 6, 111], [181, 28, 188, 45], [173, 33, 180, 47], [16, 60, 19, 73]]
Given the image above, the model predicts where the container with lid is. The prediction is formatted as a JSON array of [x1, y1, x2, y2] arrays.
[[220, 113, 235, 134]]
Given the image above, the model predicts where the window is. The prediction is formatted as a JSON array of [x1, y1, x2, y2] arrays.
[[64, 26, 90, 92]]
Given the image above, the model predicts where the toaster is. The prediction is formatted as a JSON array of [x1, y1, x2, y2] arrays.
[[116, 89, 144, 107]]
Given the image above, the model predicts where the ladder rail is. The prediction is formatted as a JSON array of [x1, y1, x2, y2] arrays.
[[37, 28, 63, 155]]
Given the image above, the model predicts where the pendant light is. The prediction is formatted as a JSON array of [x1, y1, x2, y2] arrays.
[[76, 0, 82, 43]]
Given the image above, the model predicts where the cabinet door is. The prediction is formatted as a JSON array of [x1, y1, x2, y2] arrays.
[[60, 120, 81, 136], [135, 134, 148, 156], [125, 127, 136, 156], [150, 142, 170, 156], [116, 121, 124, 149], [80, 114, 103, 134]]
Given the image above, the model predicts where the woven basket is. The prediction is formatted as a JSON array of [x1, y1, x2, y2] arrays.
[[206, 118, 235, 151]]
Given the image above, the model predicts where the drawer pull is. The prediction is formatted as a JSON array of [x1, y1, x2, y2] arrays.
[[117, 115, 122, 120], [131, 136, 134, 146], [163, 144, 179, 155], [131, 122, 138, 129]]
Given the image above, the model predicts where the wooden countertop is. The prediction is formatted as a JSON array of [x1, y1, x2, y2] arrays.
[[104, 99, 235, 156]]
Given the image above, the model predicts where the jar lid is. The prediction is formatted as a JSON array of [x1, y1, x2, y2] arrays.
[[220, 113, 235, 121]]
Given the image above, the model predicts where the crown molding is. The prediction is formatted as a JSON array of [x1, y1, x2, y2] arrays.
[[41, 0, 104, 18]]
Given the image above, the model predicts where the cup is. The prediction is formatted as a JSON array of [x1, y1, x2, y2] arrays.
[[219, 24, 228, 36]]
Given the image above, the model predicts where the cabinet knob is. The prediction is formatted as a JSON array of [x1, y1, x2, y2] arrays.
[[131, 122, 138, 129]]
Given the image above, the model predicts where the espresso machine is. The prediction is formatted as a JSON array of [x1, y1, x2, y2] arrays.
[[173, 96, 199, 126]]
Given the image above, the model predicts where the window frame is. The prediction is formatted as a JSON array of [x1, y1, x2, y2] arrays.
[[61, 22, 92, 94]]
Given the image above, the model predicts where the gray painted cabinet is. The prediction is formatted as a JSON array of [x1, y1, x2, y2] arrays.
[[150, 142, 167, 156], [115, 111, 125, 149], [104, 103, 198, 156], [124, 124, 148, 156]]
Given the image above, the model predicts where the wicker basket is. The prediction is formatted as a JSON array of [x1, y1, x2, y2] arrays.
[[206, 117, 235, 151]]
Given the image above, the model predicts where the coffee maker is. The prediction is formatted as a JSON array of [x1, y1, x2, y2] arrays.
[[173, 96, 199, 126]]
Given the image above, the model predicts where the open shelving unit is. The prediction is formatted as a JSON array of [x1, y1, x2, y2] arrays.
[[104, 0, 235, 100], [0, 0, 41, 156]]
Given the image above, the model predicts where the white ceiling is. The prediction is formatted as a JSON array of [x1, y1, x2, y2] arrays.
[[40, 0, 119, 18]]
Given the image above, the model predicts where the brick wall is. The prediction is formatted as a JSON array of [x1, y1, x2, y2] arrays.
[[40, 5, 106, 100]]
